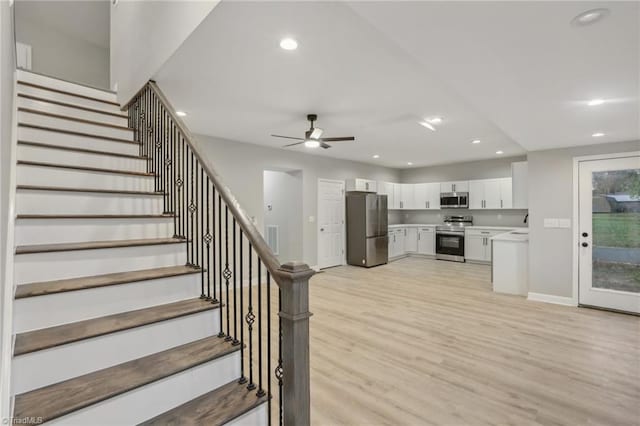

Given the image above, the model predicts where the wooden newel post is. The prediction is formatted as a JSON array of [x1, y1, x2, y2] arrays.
[[276, 261, 315, 426]]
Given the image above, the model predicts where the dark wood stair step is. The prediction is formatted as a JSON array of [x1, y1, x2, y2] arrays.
[[13, 336, 238, 423], [140, 380, 268, 426], [17, 185, 163, 196], [15, 265, 201, 299], [17, 160, 153, 177], [14, 298, 218, 356], [15, 237, 185, 255], [16, 214, 175, 220], [18, 80, 120, 106], [18, 107, 134, 131], [17, 93, 128, 118], [18, 123, 138, 144], [18, 140, 147, 160]]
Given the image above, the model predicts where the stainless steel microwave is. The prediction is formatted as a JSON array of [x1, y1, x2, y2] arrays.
[[440, 192, 469, 209]]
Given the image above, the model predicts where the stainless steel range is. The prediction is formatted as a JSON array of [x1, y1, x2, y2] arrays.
[[436, 215, 473, 262]]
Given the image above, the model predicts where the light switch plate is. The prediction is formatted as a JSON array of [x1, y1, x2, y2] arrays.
[[544, 218, 559, 228], [558, 218, 571, 228]]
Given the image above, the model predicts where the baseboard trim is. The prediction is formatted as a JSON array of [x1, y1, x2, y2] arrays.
[[527, 292, 577, 307]]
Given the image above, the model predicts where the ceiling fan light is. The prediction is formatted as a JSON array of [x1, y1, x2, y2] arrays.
[[310, 127, 323, 139], [419, 121, 436, 131], [304, 140, 320, 148]]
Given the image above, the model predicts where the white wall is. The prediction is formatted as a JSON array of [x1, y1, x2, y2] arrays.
[[110, 0, 219, 102], [196, 134, 400, 267], [263, 170, 303, 264], [528, 140, 640, 298], [15, 16, 109, 88], [0, 0, 14, 418]]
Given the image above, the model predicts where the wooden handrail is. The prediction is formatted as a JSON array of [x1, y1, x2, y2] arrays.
[[145, 81, 282, 278]]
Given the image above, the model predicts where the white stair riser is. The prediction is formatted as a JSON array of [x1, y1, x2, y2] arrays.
[[12, 310, 220, 394], [17, 165, 154, 191], [19, 111, 134, 141], [18, 144, 146, 172], [17, 85, 121, 114], [15, 218, 174, 245], [227, 405, 268, 426], [17, 70, 118, 103], [15, 243, 187, 284], [19, 125, 139, 156], [47, 352, 239, 426], [14, 273, 201, 332], [18, 96, 128, 127], [16, 190, 164, 215]]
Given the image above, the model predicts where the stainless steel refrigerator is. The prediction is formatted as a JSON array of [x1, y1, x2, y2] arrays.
[[346, 192, 388, 267]]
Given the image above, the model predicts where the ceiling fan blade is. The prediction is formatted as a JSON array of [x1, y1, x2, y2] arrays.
[[283, 141, 305, 147], [320, 142, 331, 149], [319, 136, 355, 142], [271, 134, 304, 141]]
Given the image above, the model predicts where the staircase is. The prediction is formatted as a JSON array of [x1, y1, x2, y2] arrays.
[[7, 70, 283, 425]]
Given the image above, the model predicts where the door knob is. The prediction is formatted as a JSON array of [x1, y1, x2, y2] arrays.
[[582, 232, 588, 237], [581, 242, 588, 247]]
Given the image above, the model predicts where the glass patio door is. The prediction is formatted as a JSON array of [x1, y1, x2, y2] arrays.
[[578, 154, 640, 313]]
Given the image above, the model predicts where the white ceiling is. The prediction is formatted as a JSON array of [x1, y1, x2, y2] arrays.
[[156, 1, 639, 169], [16, 0, 110, 49]]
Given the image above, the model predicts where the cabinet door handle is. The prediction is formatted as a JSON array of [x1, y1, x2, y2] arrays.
[[426, 201, 428, 209], [501, 200, 503, 208], [418, 233, 421, 240], [366, 182, 369, 190]]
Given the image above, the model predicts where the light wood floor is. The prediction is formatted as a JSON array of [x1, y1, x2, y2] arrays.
[[304, 257, 640, 425]]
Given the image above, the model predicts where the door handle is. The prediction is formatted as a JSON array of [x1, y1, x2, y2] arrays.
[[582, 242, 589, 247]]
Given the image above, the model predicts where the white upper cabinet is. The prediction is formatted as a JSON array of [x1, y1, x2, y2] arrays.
[[440, 181, 469, 193], [378, 181, 396, 208], [399, 184, 415, 209], [469, 178, 513, 209], [511, 161, 528, 209], [414, 183, 440, 209], [346, 178, 377, 192]]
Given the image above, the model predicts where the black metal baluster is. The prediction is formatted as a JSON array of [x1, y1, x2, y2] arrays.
[[224, 206, 232, 342], [277, 288, 283, 426], [184, 142, 190, 265], [218, 194, 224, 338], [232, 218, 239, 346], [212, 186, 217, 302], [194, 162, 200, 268], [204, 178, 212, 300], [238, 230, 247, 384], [172, 124, 178, 237], [189, 151, 195, 265], [257, 261, 265, 397], [176, 134, 183, 238], [267, 271, 272, 425], [199, 165, 205, 298], [247, 244, 256, 390]]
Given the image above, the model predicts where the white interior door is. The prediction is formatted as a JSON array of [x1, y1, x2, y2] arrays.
[[318, 179, 345, 269], [578, 154, 640, 313]]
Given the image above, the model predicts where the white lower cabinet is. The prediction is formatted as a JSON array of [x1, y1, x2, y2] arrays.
[[465, 228, 511, 262], [389, 228, 406, 258], [404, 227, 418, 252], [417, 227, 435, 255]]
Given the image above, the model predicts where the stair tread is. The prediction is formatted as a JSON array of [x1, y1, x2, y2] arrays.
[[17, 214, 174, 219], [17, 160, 154, 177], [15, 237, 185, 255], [18, 140, 147, 159], [17, 80, 120, 106], [17, 93, 128, 118], [18, 123, 137, 144], [19, 107, 134, 131], [17, 185, 163, 196], [13, 336, 237, 423], [14, 298, 218, 356], [140, 380, 268, 426], [16, 265, 201, 299]]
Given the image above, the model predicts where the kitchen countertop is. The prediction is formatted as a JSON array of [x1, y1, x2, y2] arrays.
[[491, 228, 529, 242], [388, 224, 438, 228]]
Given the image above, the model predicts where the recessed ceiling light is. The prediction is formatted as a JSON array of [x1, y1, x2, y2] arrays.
[[572, 8, 610, 26], [407, 162, 413, 166], [176, 111, 187, 117], [587, 99, 605, 106], [592, 132, 605, 137], [496, 150, 504, 155], [419, 121, 436, 131], [372, 154, 380, 159], [279, 38, 298, 50], [471, 139, 481, 144], [304, 140, 320, 148], [427, 117, 443, 124]]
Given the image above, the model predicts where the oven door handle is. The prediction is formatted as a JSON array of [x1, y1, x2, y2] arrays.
[[436, 231, 465, 237]]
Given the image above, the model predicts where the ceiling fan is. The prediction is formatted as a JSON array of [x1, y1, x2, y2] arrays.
[[271, 114, 355, 149]]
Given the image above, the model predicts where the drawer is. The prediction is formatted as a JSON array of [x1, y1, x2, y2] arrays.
[[419, 228, 434, 233], [465, 228, 511, 237]]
